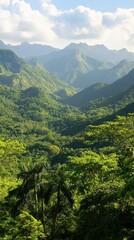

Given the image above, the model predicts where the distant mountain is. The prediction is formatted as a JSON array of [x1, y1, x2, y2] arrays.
[[0, 40, 58, 58], [65, 43, 134, 63], [73, 59, 134, 88], [1, 41, 134, 90], [1, 40, 134, 64], [30, 49, 107, 85], [29, 49, 114, 86], [28, 44, 134, 88], [0, 49, 75, 96], [64, 69, 134, 107]]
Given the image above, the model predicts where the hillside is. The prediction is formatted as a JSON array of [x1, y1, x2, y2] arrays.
[[64, 69, 134, 107], [83, 85, 134, 123], [73, 60, 134, 88], [0, 47, 134, 240], [0, 49, 76, 95], [29, 49, 106, 85], [29, 46, 134, 89], [65, 42, 134, 63]]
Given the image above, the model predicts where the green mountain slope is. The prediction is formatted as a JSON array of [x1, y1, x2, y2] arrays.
[[64, 69, 134, 107], [29, 46, 134, 89], [94, 102, 134, 124], [83, 85, 134, 123], [0, 46, 134, 240], [0, 49, 76, 96], [73, 60, 134, 88], [65, 42, 134, 63], [29, 49, 105, 85]]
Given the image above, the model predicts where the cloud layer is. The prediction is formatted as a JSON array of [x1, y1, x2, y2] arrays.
[[0, 0, 134, 51], [0, 0, 56, 44]]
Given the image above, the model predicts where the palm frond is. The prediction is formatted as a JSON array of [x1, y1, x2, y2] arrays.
[[61, 185, 74, 207]]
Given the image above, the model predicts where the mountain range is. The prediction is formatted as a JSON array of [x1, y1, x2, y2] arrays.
[[73, 59, 134, 88], [0, 47, 134, 240], [1, 40, 134, 63], [1, 41, 134, 90], [0, 48, 133, 122], [64, 69, 134, 107], [0, 49, 75, 96], [29, 48, 134, 89], [0, 40, 58, 58]]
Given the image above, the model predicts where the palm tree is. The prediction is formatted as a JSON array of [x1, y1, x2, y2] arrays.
[[42, 164, 74, 238], [7, 163, 74, 237], [8, 162, 47, 218]]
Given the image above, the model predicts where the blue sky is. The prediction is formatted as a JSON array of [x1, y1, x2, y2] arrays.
[[0, 0, 134, 51], [26, 0, 134, 12]]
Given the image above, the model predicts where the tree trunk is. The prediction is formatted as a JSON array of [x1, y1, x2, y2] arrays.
[[34, 173, 39, 219], [42, 199, 45, 232]]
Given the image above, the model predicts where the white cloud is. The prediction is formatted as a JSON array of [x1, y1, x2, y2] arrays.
[[52, 6, 134, 51], [0, 0, 57, 44], [0, 0, 134, 51], [53, 6, 103, 40], [0, 0, 10, 7], [101, 8, 134, 51], [39, 0, 60, 16]]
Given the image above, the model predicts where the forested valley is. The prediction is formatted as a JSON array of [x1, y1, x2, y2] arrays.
[[0, 49, 134, 240]]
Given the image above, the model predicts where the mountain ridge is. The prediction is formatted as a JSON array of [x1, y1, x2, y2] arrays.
[[63, 69, 134, 107], [73, 59, 134, 88], [0, 49, 76, 96], [0, 40, 58, 58], [1, 40, 134, 62]]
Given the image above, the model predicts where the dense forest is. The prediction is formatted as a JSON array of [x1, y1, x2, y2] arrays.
[[0, 49, 134, 240]]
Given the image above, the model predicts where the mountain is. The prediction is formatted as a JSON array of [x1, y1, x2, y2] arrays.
[[83, 84, 134, 124], [0, 49, 76, 96], [28, 44, 134, 88], [0, 41, 58, 58], [29, 49, 107, 85], [64, 69, 134, 107], [65, 43, 134, 63], [29, 49, 114, 86], [1, 41, 134, 89], [0, 49, 24, 73], [1, 40, 134, 62], [73, 59, 134, 88]]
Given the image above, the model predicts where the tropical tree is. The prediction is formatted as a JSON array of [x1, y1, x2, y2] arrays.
[[8, 161, 48, 218], [42, 164, 74, 239]]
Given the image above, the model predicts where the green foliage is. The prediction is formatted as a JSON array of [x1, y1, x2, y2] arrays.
[[0, 49, 76, 95], [30, 49, 102, 85], [85, 115, 134, 153], [0, 211, 45, 240], [64, 69, 134, 107], [0, 139, 25, 200], [0, 49, 134, 240], [68, 148, 134, 240], [73, 59, 134, 89]]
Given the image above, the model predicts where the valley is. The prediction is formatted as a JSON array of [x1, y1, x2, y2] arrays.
[[0, 44, 134, 240]]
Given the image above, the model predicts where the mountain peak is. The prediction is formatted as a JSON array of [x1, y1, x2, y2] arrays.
[[93, 44, 108, 49], [0, 49, 23, 73], [21, 41, 30, 46], [0, 40, 5, 46], [65, 42, 88, 49], [119, 48, 128, 53]]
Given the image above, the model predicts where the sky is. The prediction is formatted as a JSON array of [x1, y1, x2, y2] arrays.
[[0, 0, 134, 51]]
